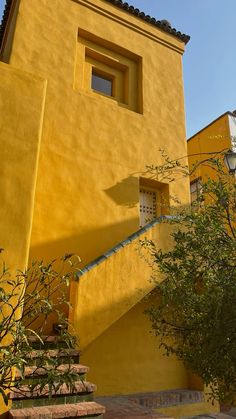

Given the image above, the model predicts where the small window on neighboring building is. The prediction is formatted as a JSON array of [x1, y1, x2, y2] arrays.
[[190, 178, 202, 203], [91, 69, 113, 97]]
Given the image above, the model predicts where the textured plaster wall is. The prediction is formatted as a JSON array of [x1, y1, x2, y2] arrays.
[[82, 297, 189, 396], [188, 114, 231, 182], [2, 0, 191, 400], [156, 401, 219, 418], [0, 62, 46, 270], [0, 61, 46, 413], [9, 0, 190, 265], [71, 222, 173, 349]]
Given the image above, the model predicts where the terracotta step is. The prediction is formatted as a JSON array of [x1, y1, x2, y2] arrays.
[[15, 363, 89, 379], [26, 348, 80, 358], [10, 380, 96, 400], [27, 335, 64, 343], [9, 401, 105, 418], [25, 348, 80, 365], [26, 335, 74, 349]]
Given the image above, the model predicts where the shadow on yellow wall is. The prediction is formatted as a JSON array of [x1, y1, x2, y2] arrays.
[[29, 218, 139, 265], [103, 175, 139, 208]]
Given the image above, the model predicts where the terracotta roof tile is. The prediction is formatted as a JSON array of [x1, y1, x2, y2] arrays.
[[0, 0, 190, 57], [104, 0, 190, 44]]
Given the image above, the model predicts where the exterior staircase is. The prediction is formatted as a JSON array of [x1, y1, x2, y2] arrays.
[[9, 335, 105, 419], [70, 217, 174, 350]]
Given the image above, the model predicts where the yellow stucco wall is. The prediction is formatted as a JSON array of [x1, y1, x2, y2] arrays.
[[0, 61, 46, 414], [156, 401, 219, 418], [7, 0, 189, 265], [71, 222, 173, 349], [0, 62, 46, 271], [187, 114, 231, 182], [82, 298, 189, 396], [0, 0, 193, 404]]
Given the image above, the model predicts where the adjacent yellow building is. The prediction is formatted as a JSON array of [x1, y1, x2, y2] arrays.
[[188, 111, 236, 201], [0, 0, 217, 416]]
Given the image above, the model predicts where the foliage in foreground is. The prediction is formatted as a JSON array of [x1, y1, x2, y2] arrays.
[[143, 164, 236, 405], [0, 254, 80, 405]]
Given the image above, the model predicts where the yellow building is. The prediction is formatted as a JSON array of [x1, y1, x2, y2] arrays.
[[0, 0, 217, 416], [188, 111, 236, 201]]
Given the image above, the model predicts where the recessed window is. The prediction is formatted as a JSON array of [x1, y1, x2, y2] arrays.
[[76, 29, 142, 112], [190, 178, 202, 203], [91, 70, 113, 97]]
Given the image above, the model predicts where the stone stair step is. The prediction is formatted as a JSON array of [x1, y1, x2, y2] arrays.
[[9, 401, 105, 418], [12, 392, 94, 409], [10, 335, 105, 415], [10, 380, 96, 400], [15, 364, 89, 380], [27, 335, 73, 349], [28, 335, 64, 343], [25, 348, 80, 365], [26, 348, 80, 358]]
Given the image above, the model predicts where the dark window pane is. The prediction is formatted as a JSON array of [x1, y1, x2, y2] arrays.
[[92, 71, 112, 96]]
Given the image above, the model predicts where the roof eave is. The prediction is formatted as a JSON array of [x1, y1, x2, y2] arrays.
[[104, 0, 190, 44]]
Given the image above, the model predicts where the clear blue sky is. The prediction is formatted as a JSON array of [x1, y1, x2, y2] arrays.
[[1, 0, 236, 138]]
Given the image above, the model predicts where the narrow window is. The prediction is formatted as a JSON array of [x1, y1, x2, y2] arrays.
[[91, 69, 113, 96], [190, 178, 202, 203], [139, 188, 157, 227]]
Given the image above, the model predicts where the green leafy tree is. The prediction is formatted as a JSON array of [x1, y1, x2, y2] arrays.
[[143, 157, 236, 405], [0, 253, 80, 405]]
